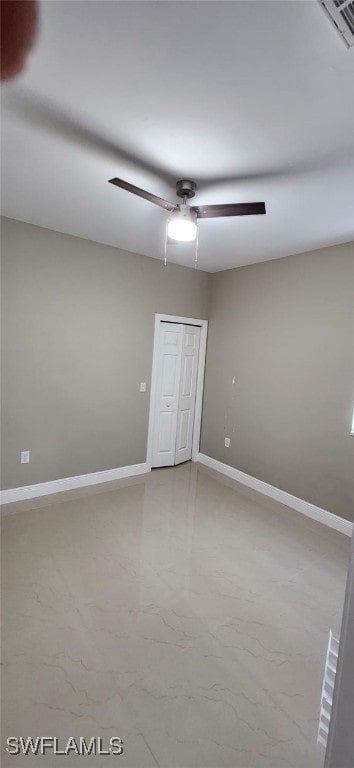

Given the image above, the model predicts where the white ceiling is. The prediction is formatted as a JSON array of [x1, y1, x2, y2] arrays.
[[1, 0, 354, 272]]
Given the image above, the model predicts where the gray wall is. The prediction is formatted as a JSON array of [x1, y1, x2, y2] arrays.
[[201, 243, 354, 521], [1, 217, 210, 489], [2, 218, 353, 521]]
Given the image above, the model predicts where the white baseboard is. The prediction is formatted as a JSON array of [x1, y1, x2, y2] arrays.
[[2, 455, 352, 538], [0, 462, 150, 506], [197, 453, 353, 538]]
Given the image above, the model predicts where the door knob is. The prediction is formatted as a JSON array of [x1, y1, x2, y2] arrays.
[[166, 402, 171, 407]]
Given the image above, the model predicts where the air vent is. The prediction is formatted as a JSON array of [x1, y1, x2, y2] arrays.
[[318, 629, 339, 749], [320, 0, 354, 46]]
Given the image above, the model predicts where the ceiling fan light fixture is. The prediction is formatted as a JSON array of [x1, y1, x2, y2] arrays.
[[167, 205, 197, 242]]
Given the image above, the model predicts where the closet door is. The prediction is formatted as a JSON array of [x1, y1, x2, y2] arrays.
[[151, 323, 183, 467], [151, 323, 201, 468], [175, 325, 200, 464]]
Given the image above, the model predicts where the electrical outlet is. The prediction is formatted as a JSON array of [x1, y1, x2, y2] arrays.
[[20, 450, 30, 464], [140, 382, 146, 393], [224, 437, 230, 448]]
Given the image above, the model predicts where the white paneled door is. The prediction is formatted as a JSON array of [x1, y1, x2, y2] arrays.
[[151, 322, 201, 468], [175, 325, 201, 464]]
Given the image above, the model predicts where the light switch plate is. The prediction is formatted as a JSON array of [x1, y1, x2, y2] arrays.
[[21, 450, 30, 464], [224, 438, 230, 448], [140, 382, 146, 393]]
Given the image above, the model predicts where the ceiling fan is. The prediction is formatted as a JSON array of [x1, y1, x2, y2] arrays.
[[109, 177, 266, 243]]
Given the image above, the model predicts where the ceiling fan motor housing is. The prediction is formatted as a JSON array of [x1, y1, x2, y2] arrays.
[[176, 179, 196, 199], [177, 204, 197, 221]]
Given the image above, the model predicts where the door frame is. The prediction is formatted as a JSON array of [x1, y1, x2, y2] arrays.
[[146, 313, 208, 470]]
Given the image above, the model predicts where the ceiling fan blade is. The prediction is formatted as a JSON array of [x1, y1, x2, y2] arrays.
[[192, 202, 266, 218], [109, 177, 177, 212]]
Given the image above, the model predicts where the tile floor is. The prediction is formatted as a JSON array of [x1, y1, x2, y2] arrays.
[[1, 462, 349, 767]]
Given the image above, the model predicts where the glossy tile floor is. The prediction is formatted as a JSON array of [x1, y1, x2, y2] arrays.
[[1, 462, 349, 768]]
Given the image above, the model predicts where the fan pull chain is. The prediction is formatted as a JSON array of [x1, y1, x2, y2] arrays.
[[163, 220, 168, 266], [194, 226, 199, 269]]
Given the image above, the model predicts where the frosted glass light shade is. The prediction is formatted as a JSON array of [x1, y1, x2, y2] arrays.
[[167, 207, 197, 242]]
